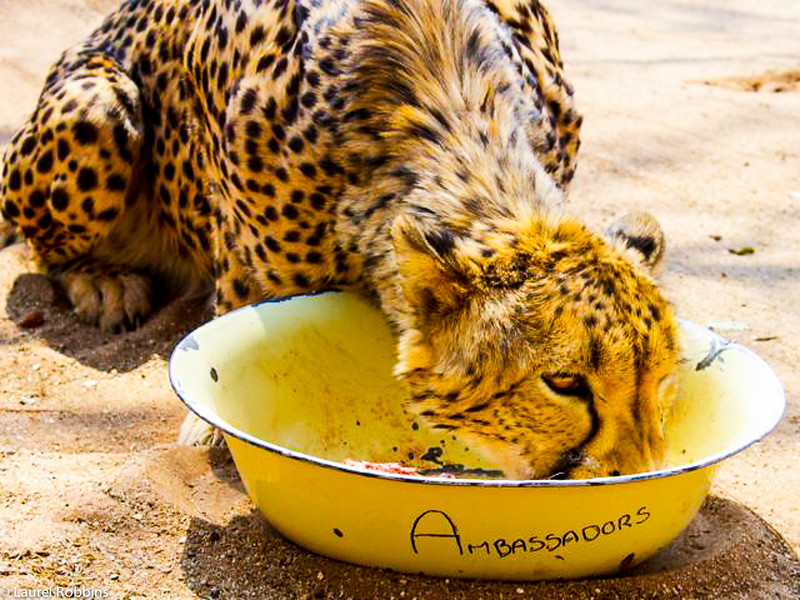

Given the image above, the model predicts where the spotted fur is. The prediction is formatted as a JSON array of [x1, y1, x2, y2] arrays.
[[0, 0, 678, 479]]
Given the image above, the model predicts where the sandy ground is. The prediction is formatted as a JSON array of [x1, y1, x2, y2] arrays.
[[1, 0, 800, 598]]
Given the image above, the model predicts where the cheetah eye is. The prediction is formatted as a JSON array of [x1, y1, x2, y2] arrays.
[[542, 373, 592, 400]]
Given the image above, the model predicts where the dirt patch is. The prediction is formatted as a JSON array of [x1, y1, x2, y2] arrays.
[[704, 68, 800, 93]]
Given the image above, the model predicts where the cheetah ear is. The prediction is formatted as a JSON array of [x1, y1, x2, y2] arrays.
[[605, 211, 665, 270], [391, 214, 477, 317]]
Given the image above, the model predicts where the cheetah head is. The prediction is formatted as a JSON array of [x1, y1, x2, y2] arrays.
[[391, 210, 679, 480]]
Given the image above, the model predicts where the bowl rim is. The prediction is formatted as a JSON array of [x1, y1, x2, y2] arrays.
[[168, 298, 786, 488]]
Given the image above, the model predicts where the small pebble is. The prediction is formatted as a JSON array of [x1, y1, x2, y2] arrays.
[[19, 310, 45, 329]]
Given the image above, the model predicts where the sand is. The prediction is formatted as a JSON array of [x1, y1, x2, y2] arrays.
[[1, 0, 799, 597]]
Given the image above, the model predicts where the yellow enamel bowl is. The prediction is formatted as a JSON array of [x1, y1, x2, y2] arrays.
[[169, 292, 785, 580]]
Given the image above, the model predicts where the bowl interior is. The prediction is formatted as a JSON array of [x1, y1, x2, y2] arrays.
[[170, 292, 785, 481]]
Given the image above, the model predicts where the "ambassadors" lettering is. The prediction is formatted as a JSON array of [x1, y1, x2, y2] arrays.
[[409, 506, 651, 559]]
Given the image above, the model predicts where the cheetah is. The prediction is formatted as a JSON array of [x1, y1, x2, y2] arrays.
[[0, 0, 678, 479]]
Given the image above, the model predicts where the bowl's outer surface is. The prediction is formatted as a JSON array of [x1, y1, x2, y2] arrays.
[[169, 292, 785, 580], [224, 434, 713, 579]]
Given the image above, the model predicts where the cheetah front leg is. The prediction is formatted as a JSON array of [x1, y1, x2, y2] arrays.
[[1, 52, 152, 332], [178, 228, 266, 447]]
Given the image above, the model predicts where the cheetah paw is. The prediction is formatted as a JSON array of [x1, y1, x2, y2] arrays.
[[177, 412, 225, 447], [62, 271, 152, 333]]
